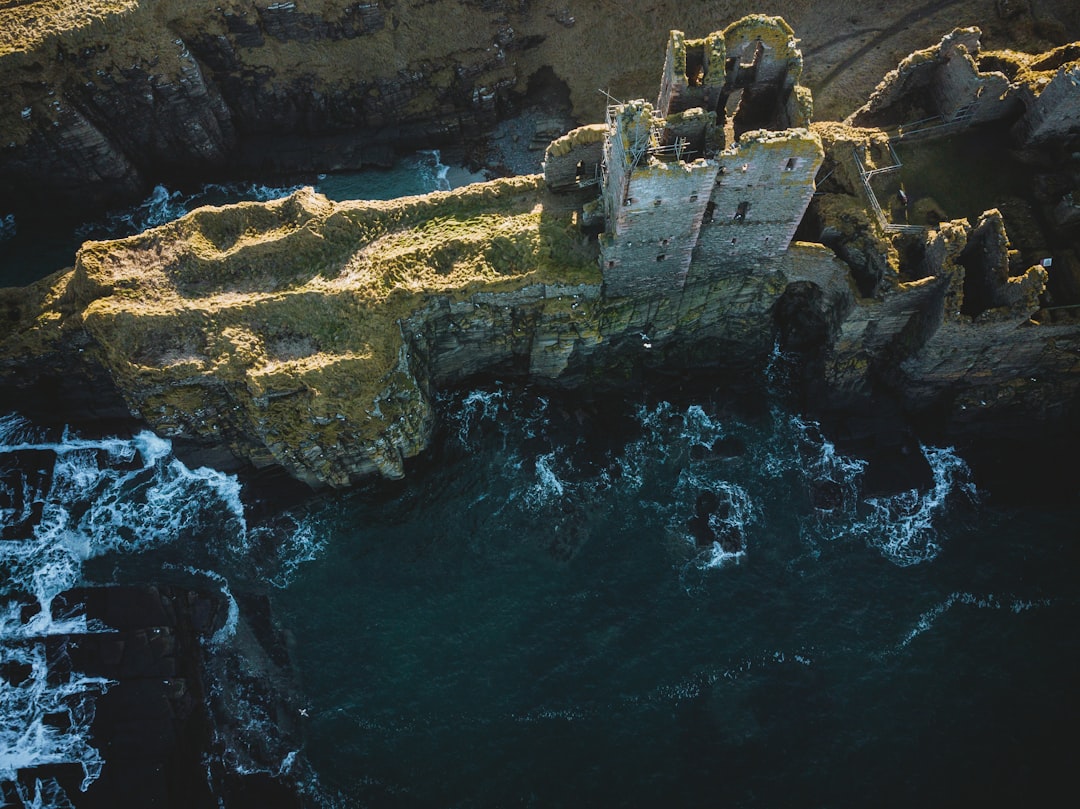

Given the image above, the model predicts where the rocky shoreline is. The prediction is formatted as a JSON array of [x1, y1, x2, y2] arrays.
[[2, 1, 1077, 222], [1, 5, 1079, 807]]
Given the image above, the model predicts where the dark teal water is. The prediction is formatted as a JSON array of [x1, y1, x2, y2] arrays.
[[268, 387, 1079, 808], [1, 156, 1078, 808]]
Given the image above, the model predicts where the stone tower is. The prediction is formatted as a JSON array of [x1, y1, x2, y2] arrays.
[[594, 17, 824, 297]]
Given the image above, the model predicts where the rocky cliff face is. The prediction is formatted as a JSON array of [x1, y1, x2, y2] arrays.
[[3, 0, 1077, 220], [2, 157, 1074, 487]]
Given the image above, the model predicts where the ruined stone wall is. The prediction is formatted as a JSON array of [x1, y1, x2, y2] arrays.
[[783, 84, 814, 129], [720, 15, 801, 93], [932, 45, 1017, 123], [1014, 64, 1080, 144], [542, 124, 606, 189], [656, 30, 725, 117], [596, 18, 818, 296], [693, 129, 823, 268], [600, 101, 652, 240], [600, 157, 718, 294], [660, 107, 715, 159], [847, 28, 984, 127]]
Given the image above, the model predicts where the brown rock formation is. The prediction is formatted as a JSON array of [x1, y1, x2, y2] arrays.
[[2, 1, 1077, 219], [1, 14, 1078, 488]]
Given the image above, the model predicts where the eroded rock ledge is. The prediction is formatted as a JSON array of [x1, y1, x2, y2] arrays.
[[2, 17, 1078, 488], [2, 0, 1077, 220], [1, 170, 1074, 487]]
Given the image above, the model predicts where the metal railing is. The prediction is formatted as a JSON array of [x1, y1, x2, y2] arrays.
[[887, 107, 976, 141], [852, 147, 925, 235]]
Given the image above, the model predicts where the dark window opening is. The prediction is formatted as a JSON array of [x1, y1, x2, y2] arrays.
[[704, 201, 716, 223], [660, 238, 671, 246], [731, 237, 737, 245], [784, 157, 797, 171], [653, 198, 663, 207], [689, 194, 698, 202], [742, 38, 765, 72], [734, 201, 750, 221], [686, 44, 706, 87], [656, 254, 666, 262], [606, 260, 616, 269]]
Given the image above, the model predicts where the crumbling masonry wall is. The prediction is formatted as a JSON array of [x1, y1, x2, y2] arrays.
[[657, 30, 726, 117], [592, 19, 821, 297], [720, 15, 801, 92], [848, 28, 1021, 129], [1014, 64, 1080, 144], [693, 129, 823, 268], [542, 124, 607, 189], [932, 44, 1015, 125], [598, 102, 718, 294]]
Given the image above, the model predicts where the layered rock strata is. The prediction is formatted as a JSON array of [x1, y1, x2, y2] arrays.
[[1, 167, 1072, 488], [1, 15, 1078, 488], [2, 1, 1077, 220]]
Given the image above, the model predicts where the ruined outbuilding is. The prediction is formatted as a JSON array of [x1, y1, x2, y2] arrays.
[[544, 16, 823, 297], [847, 26, 1080, 146]]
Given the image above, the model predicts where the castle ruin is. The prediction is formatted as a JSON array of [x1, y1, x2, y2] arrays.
[[543, 16, 824, 296]]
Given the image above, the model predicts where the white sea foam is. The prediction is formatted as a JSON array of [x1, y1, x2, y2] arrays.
[[782, 414, 867, 507], [0, 415, 247, 803], [0, 213, 15, 243], [896, 591, 1052, 649], [619, 401, 729, 492], [0, 642, 112, 791], [10, 777, 77, 809], [449, 387, 509, 448], [523, 451, 567, 509], [672, 470, 755, 570], [854, 444, 974, 566], [764, 337, 797, 393], [417, 150, 452, 191], [168, 567, 239, 650], [677, 404, 726, 449], [264, 515, 328, 589], [649, 647, 817, 702]]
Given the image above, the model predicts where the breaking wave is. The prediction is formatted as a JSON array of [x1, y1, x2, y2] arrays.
[[895, 591, 1053, 651], [0, 414, 246, 806], [852, 445, 976, 566]]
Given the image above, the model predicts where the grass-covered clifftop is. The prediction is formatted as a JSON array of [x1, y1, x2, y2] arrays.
[[3, 175, 600, 484], [3, 0, 1076, 219]]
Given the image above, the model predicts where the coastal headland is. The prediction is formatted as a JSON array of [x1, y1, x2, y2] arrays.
[[1, 9, 1078, 488]]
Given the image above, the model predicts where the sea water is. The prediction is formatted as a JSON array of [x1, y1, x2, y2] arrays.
[[0, 150, 480, 288], [1, 155, 1078, 807], [2, 377, 1078, 808], [269, 387, 1078, 807]]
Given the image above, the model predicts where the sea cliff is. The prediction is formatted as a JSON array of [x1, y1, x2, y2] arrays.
[[1, 161, 1072, 488], [1, 10, 1078, 489], [2, 0, 1076, 220]]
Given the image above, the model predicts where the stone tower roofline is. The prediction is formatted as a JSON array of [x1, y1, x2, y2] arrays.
[[591, 16, 823, 297], [657, 16, 804, 119], [720, 14, 803, 90], [657, 29, 726, 117]]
